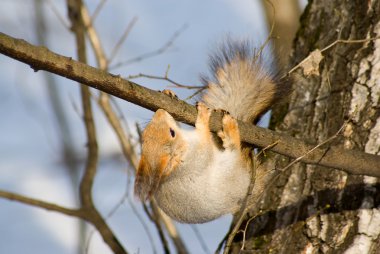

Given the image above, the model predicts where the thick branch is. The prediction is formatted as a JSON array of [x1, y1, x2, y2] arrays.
[[0, 32, 379, 176]]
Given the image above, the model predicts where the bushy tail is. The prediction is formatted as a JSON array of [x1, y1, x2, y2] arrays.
[[201, 40, 288, 124]]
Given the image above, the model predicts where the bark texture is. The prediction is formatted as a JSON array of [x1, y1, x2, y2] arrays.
[[232, 1, 380, 253]]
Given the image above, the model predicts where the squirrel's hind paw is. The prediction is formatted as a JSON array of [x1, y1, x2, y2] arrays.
[[218, 114, 241, 150]]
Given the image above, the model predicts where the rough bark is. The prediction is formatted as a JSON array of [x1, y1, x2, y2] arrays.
[[232, 1, 380, 253]]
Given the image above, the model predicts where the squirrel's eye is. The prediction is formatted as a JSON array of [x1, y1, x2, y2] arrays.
[[169, 128, 176, 138]]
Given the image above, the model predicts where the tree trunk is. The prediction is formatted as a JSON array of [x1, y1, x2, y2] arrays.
[[232, 1, 380, 253]]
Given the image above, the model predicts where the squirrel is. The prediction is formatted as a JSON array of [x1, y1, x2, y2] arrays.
[[134, 40, 289, 224]]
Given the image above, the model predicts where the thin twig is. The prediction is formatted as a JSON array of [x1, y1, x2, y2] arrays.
[[67, 1, 127, 253], [108, 16, 139, 64], [222, 141, 279, 254], [0, 190, 83, 218], [159, 209, 189, 254], [190, 225, 211, 254], [91, 0, 108, 22], [47, 0, 70, 29], [128, 196, 158, 254], [185, 87, 206, 101], [80, 2, 107, 69], [110, 24, 188, 69], [84, 172, 158, 254], [279, 121, 348, 173], [253, 0, 276, 61], [150, 201, 171, 254], [320, 37, 380, 53], [99, 93, 140, 167], [287, 36, 380, 76], [128, 73, 202, 89]]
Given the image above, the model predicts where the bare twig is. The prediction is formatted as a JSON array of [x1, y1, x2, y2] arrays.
[[108, 16, 139, 64], [222, 141, 279, 254], [253, 0, 276, 61], [98, 93, 140, 167], [80, 2, 107, 69], [110, 24, 188, 69], [66, 1, 126, 253], [128, 72, 203, 89], [150, 201, 171, 254], [287, 36, 380, 76], [91, 0, 108, 22], [320, 37, 380, 53], [185, 87, 206, 101], [47, 0, 70, 29], [190, 225, 211, 254], [0, 190, 83, 218], [159, 209, 189, 254], [127, 196, 158, 254], [279, 120, 348, 173]]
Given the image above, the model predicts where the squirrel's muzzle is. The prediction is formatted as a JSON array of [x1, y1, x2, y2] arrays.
[[134, 154, 171, 201]]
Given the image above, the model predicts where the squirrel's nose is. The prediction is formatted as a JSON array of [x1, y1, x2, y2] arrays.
[[155, 109, 168, 117]]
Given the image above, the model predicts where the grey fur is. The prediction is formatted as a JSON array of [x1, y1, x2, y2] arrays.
[[201, 39, 284, 123]]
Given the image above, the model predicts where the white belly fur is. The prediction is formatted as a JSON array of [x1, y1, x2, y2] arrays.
[[154, 150, 250, 223]]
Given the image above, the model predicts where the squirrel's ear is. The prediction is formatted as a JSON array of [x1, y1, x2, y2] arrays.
[[134, 155, 151, 201]]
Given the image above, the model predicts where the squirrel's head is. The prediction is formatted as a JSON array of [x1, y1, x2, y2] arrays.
[[134, 109, 187, 201]]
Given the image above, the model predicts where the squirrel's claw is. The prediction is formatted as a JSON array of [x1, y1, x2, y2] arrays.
[[216, 108, 230, 115]]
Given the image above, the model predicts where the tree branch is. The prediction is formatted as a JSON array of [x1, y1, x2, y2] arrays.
[[66, 1, 127, 254], [0, 32, 379, 176], [80, 3, 189, 253], [0, 190, 84, 218]]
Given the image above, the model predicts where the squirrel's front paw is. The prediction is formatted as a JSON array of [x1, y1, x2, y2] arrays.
[[218, 113, 241, 150], [161, 89, 178, 99], [195, 102, 211, 130]]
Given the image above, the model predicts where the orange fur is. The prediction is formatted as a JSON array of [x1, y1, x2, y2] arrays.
[[195, 102, 213, 143], [134, 155, 151, 200], [218, 113, 241, 150], [158, 155, 170, 177], [134, 109, 187, 200]]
